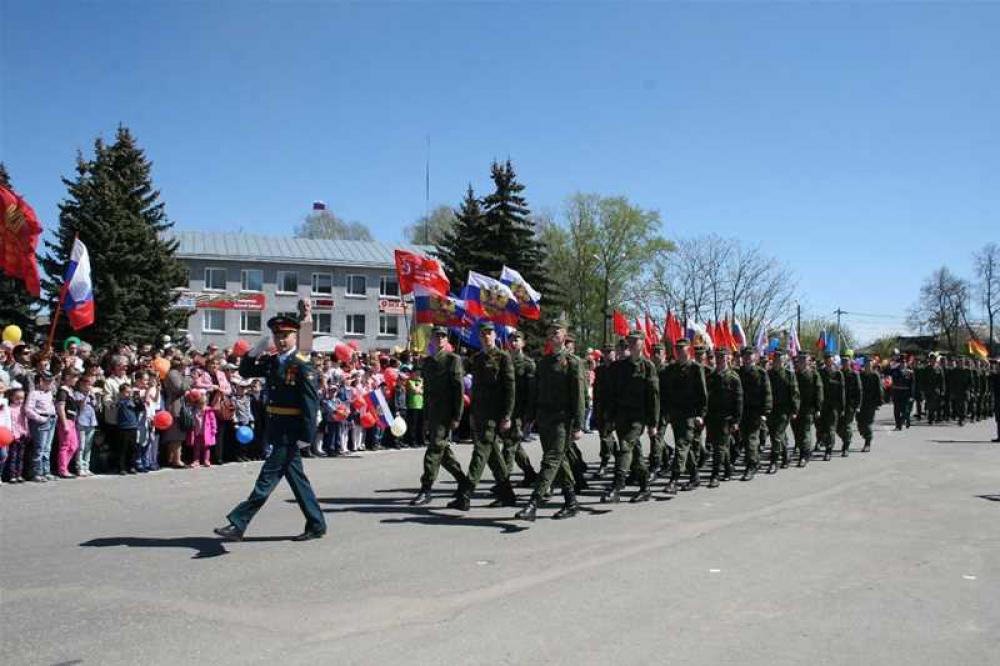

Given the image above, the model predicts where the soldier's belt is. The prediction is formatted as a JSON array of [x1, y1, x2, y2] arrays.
[[267, 406, 303, 416]]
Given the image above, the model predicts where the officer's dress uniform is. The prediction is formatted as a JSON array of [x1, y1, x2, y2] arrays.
[[225, 344, 326, 537]]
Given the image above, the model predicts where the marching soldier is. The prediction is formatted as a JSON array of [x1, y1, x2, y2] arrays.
[[693, 344, 712, 469], [602, 330, 659, 503], [818, 351, 844, 461], [792, 352, 823, 467], [706, 347, 742, 487], [448, 321, 517, 511], [562, 333, 590, 492], [410, 327, 470, 506], [921, 354, 946, 424], [501, 331, 537, 486], [515, 317, 585, 521], [889, 355, 915, 430], [857, 357, 884, 452], [737, 347, 772, 481], [214, 314, 326, 542], [591, 344, 617, 479], [766, 348, 799, 473], [662, 339, 708, 494], [838, 350, 863, 457], [647, 343, 669, 478], [990, 359, 1000, 443]]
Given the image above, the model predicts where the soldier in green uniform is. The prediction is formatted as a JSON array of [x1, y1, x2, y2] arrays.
[[946, 357, 971, 427], [410, 327, 470, 506], [914, 356, 931, 422], [563, 333, 590, 492], [737, 347, 772, 481], [515, 317, 585, 521], [591, 344, 617, 479], [857, 357, 884, 452], [792, 353, 823, 467], [662, 339, 708, 494], [766, 348, 799, 474], [706, 348, 742, 487], [501, 330, 537, 486], [653, 345, 673, 477], [818, 351, 844, 461], [990, 359, 1000, 442], [646, 343, 669, 478], [214, 315, 327, 542], [889, 356, 915, 430], [602, 330, 659, 503], [694, 345, 712, 470], [448, 321, 517, 511], [838, 350, 863, 457]]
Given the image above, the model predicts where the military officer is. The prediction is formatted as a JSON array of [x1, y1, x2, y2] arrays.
[[515, 317, 586, 521], [766, 348, 799, 473], [920, 354, 946, 424], [818, 351, 844, 461], [591, 344, 617, 479], [792, 352, 823, 467], [737, 347, 772, 481], [889, 355, 915, 430], [602, 329, 659, 503], [989, 359, 1000, 442], [661, 339, 708, 494], [706, 347, 742, 487], [857, 357, 884, 452], [838, 350, 863, 457], [501, 330, 537, 486], [214, 315, 326, 542], [448, 321, 517, 511], [410, 327, 470, 506]]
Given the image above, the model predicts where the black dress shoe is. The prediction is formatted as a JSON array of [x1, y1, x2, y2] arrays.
[[663, 481, 678, 495], [708, 477, 720, 489], [823, 452, 832, 461], [410, 490, 432, 506], [292, 530, 325, 542], [629, 489, 652, 503], [766, 463, 777, 475], [213, 524, 244, 541]]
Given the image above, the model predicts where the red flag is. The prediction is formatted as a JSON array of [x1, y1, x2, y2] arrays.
[[612, 310, 629, 337], [394, 249, 449, 296], [0, 185, 42, 296], [643, 314, 655, 357], [664, 311, 676, 344]]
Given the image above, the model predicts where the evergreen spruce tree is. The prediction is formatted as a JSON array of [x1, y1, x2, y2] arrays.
[[0, 163, 39, 338], [41, 127, 188, 347]]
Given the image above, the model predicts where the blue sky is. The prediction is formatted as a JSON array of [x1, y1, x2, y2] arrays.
[[3, 1, 998, 343]]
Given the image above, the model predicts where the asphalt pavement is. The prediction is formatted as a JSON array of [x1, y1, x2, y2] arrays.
[[2, 411, 999, 666]]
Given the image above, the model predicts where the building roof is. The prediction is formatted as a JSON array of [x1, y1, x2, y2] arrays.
[[170, 230, 431, 268]]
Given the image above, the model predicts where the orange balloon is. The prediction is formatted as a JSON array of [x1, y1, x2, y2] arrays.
[[152, 357, 170, 379]]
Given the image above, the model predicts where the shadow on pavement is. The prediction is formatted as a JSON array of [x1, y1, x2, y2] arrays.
[[976, 494, 1000, 502], [80, 535, 296, 559], [930, 439, 993, 444], [310, 496, 530, 534]]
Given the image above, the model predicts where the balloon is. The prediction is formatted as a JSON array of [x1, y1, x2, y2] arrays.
[[360, 411, 377, 428], [186, 389, 203, 403], [390, 415, 407, 438], [463, 394, 471, 407], [235, 425, 254, 444], [334, 403, 349, 422], [63, 336, 82, 350], [348, 340, 360, 351], [334, 343, 353, 363], [383, 368, 398, 385], [0, 426, 12, 448], [351, 396, 366, 412], [463, 375, 473, 391], [232, 339, 250, 357], [152, 357, 170, 380], [2, 325, 22, 345], [152, 410, 173, 431]]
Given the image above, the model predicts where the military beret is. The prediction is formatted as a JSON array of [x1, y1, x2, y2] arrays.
[[267, 315, 300, 333], [675, 338, 690, 348], [627, 329, 644, 340], [478, 321, 496, 333], [431, 326, 448, 335]]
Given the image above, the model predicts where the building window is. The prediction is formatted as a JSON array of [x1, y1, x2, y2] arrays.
[[204, 267, 226, 291], [346, 274, 366, 297], [311, 273, 333, 295], [241, 269, 263, 293], [312, 312, 333, 334], [203, 310, 226, 333], [276, 271, 298, 294], [379, 315, 399, 337], [345, 314, 366, 336], [380, 276, 400, 298], [240, 311, 262, 333]]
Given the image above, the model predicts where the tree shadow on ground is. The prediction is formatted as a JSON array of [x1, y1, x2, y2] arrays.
[[79, 535, 295, 559]]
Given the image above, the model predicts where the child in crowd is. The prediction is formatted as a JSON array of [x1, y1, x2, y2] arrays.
[[73, 373, 100, 476], [0, 379, 10, 484], [186, 390, 217, 468], [319, 384, 341, 456], [405, 367, 424, 449], [25, 371, 57, 481], [115, 383, 144, 475], [54, 369, 80, 478], [231, 380, 254, 462], [3, 385, 28, 482]]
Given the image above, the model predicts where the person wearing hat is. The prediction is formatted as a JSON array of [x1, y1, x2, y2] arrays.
[[989, 358, 1000, 443], [736, 347, 772, 481], [562, 332, 590, 492], [515, 315, 586, 521], [497, 330, 538, 487], [214, 313, 327, 542], [919, 354, 946, 425], [410, 327, 471, 507], [600, 329, 659, 503], [644, 343, 669, 478], [591, 344, 617, 479], [890, 353, 918, 429], [765, 349, 799, 474], [817, 350, 845, 461], [837, 351, 863, 457], [792, 353, 823, 467], [448, 320, 517, 511], [660, 338, 707, 493], [705, 347, 742, 488], [857, 357, 884, 452]]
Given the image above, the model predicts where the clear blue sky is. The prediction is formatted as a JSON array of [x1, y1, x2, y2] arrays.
[[3, 1, 998, 343]]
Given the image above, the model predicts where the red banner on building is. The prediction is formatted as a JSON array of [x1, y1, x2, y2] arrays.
[[172, 290, 265, 310], [0, 185, 43, 296]]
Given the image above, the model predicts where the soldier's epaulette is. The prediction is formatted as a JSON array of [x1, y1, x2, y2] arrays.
[[296, 353, 311, 363]]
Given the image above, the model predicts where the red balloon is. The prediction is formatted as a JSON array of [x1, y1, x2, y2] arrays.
[[0, 426, 13, 448], [153, 410, 174, 431], [186, 389, 203, 403], [334, 343, 353, 363], [233, 340, 250, 357], [351, 396, 366, 412], [348, 340, 360, 351], [360, 411, 377, 428], [383, 368, 398, 383], [334, 404, 349, 422], [463, 394, 471, 407]]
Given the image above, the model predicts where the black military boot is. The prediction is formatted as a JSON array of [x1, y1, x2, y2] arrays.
[[741, 466, 756, 482], [722, 465, 734, 481], [592, 462, 607, 480], [862, 439, 871, 452], [553, 488, 579, 519], [708, 476, 720, 489], [601, 485, 622, 503], [664, 479, 678, 495], [766, 462, 778, 475], [823, 447, 832, 462], [521, 467, 538, 486], [841, 445, 849, 458], [410, 487, 433, 506], [447, 483, 472, 511], [629, 485, 652, 503], [515, 499, 538, 522], [681, 471, 700, 491]]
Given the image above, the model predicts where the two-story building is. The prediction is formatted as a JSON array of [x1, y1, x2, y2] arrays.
[[172, 230, 427, 351]]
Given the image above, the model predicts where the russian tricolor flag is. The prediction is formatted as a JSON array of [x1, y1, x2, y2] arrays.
[[365, 388, 394, 429], [63, 238, 95, 331], [464, 271, 519, 326], [500, 265, 541, 320]]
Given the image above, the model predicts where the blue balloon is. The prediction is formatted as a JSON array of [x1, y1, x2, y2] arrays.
[[235, 425, 254, 444]]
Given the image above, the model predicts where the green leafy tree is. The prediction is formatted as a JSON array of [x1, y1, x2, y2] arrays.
[[404, 204, 456, 246], [41, 127, 188, 347], [294, 209, 373, 241], [0, 163, 39, 339], [798, 317, 857, 355]]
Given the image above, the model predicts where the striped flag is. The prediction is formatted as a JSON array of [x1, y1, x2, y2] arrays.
[[63, 237, 95, 330]]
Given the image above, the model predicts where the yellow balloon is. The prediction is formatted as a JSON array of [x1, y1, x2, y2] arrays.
[[2, 325, 22, 344]]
